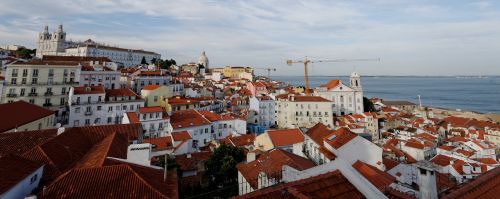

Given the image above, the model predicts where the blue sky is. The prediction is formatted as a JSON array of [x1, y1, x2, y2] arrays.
[[1, 0, 500, 76]]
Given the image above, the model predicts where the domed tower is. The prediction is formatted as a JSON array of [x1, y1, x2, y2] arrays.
[[349, 71, 362, 91], [198, 51, 209, 72]]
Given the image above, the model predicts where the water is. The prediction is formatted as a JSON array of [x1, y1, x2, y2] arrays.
[[271, 76, 500, 113]]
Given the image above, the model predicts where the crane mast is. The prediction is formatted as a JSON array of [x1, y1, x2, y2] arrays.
[[286, 56, 380, 95]]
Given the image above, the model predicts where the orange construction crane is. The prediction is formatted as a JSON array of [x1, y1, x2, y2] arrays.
[[286, 56, 380, 95]]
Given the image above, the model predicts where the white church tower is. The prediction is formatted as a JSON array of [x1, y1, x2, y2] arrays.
[[198, 51, 209, 73], [349, 71, 364, 113], [36, 24, 66, 57]]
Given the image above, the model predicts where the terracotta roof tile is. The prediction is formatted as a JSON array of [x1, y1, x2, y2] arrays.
[[220, 134, 255, 147], [139, 106, 163, 114], [0, 129, 57, 157], [443, 166, 500, 199], [0, 155, 44, 193], [73, 86, 106, 95], [172, 131, 191, 141], [324, 128, 357, 149], [474, 158, 498, 165], [431, 155, 456, 167], [40, 159, 178, 199], [143, 84, 161, 90], [321, 80, 341, 89], [267, 129, 305, 147], [0, 101, 55, 133], [144, 136, 173, 151], [383, 158, 400, 171], [236, 149, 315, 189], [171, 110, 211, 129], [352, 160, 396, 191], [235, 170, 364, 199], [404, 141, 425, 149]]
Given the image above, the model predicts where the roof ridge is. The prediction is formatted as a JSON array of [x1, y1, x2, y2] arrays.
[[123, 164, 171, 199]]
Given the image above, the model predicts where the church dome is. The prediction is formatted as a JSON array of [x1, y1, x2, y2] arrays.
[[198, 51, 209, 68]]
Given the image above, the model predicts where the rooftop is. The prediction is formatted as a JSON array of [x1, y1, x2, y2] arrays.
[[0, 101, 55, 133]]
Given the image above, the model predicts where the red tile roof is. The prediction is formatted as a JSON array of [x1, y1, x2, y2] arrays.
[[41, 55, 112, 62], [175, 151, 211, 171], [0, 101, 55, 133], [199, 110, 223, 122], [323, 128, 357, 149], [170, 110, 211, 129], [139, 106, 163, 114], [140, 71, 162, 76], [437, 145, 456, 151], [305, 123, 337, 160], [234, 170, 364, 199], [105, 88, 140, 98], [352, 160, 396, 191], [293, 96, 331, 102], [383, 158, 400, 171], [442, 166, 500, 199], [126, 112, 140, 123], [0, 129, 57, 157], [172, 131, 192, 141], [456, 149, 475, 157], [236, 149, 315, 189], [0, 155, 44, 193], [474, 158, 498, 165], [40, 159, 178, 199], [144, 136, 173, 151], [73, 86, 106, 95], [404, 141, 425, 149], [267, 129, 305, 147], [220, 134, 255, 147], [143, 84, 161, 90], [73, 132, 128, 169], [431, 155, 456, 167], [321, 79, 341, 89]]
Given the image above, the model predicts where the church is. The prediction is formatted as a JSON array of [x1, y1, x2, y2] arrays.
[[313, 72, 364, 116], [36, 25, 161, 67]]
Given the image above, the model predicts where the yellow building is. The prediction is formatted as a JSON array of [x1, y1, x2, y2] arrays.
[[211, 66, 253, 79], [140, 85, 174, 107], [0, 101, 55, 133]]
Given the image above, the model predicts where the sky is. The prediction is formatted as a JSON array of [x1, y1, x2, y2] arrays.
[[1, 0, 500, 76]]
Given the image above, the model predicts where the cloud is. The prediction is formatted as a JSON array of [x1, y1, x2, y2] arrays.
[[0, 0, 499, 75]]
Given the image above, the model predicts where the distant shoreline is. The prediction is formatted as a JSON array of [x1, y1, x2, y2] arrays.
[[270, 75, 500, 78]]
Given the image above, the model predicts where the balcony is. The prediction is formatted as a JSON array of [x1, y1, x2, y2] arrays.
[[6, 93, 17, 98], [28, 93, 38, 97], [11, 73, 18, 77], [85, 111, 93, 116], [43, 103, 52, 107], [44, 92, 54, 96]]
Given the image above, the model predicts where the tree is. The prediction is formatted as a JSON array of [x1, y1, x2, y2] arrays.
[[15, 48, 35, 59], [204, 144, 245, 188], [140, 56, 147, 65], [363, 97, 375, 112]]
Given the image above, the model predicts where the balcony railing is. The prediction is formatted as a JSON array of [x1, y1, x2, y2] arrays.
[[6, 93, 17, 97], [43, 103, 52, 107], [28, 93, 38, 97], [85, 111, 93, 116], [44, 92, 54, 96]]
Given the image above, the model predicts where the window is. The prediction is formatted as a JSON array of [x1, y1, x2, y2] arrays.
[[85, 119, 90, 125], [75, 107, 80, 113], [29, 99, 35, 104], [11, 69, 18, 77], [32, 69, 38, 77], [107, 117, 112, 123], [154, 96, 158, 102], [20, 88, 25, 96], [97, 106, 102, 111], [60, 98, 65, 105], [123, 105, 127, 110], [62, 87, 66, 94], [130, 105, 134, 110], [87, 96, 91, 103], [95, 118, 100, 124], [21, 78, 26, 84], [11, 78, 16, 84], [108, 106, 113, 112], [32, 78, 38, 84], [22, 69, 28, 77]]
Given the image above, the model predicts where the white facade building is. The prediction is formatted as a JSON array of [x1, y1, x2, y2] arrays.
[[275, 94, 334, 128], [36, 25, 160, 67], [67, 86, 144, 127], [314, 72, 364, 116], [249, 96, 275, 128], [80, 62, 121, 89], [130, 70, 172, 93], [122, 106, 173, 138]]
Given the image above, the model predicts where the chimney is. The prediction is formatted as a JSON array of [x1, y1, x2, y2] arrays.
[[247, 152, 256, 162], [57, 127, 65, 135]]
